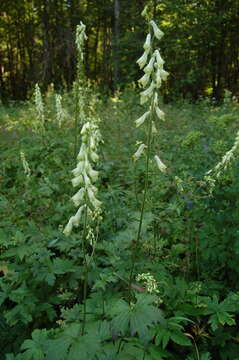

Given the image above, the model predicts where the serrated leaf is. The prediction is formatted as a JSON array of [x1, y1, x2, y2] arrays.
[[45, 337, 71, 360], [68, 333, 101, 360]]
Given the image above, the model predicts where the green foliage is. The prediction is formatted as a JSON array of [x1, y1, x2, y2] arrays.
[[1, 91, 239, 360]]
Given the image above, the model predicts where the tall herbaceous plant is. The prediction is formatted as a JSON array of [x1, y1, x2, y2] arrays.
[[63, 22, 102, 334], [129, 20, 169, 288], [74, 22, 88, 161]]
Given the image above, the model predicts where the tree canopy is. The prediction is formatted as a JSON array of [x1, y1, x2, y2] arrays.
[[0, 0, 238, 101]]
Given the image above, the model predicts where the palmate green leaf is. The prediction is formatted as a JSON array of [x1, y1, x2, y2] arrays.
[[45, 337, 71, 360], [68, 332, 101, 360], [155, 316, 191, 348], [21, 329, 48, 360], [45, 323, 81, 360], [111, 294, 164, 341]]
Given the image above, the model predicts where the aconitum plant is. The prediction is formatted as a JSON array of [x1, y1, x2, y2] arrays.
[[129, 20, 169, 292], [133, 20, 169, 172], [63, 117, 102, 236], [34, 83, 45, 129]]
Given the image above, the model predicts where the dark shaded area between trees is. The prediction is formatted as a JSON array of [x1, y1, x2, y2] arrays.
[[0, 0, 239, 102]]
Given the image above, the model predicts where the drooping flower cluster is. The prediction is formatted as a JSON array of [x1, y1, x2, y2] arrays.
[[205, 130, 239, 192], [34, 83, 45, 128], [133, 20, 169, 172], [63, 118, 102, 236], [55, 94, 66, 128], [75, 22, 87, 70]]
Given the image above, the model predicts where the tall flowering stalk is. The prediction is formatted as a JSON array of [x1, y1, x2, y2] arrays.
[[74, 22, 88, 161], [63, 114, 102, 335], [63, 118, 102, 236], [55, 94, 65, 128], [129, 20, 169, 292], [34, 83, 45, 130]]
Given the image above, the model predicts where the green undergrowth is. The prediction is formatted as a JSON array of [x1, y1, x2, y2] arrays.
[[1, 90, 239, 359]]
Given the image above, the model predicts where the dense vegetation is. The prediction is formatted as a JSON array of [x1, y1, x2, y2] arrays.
[[1, 83, 239, 359], [1, 2, 239, 359], [1, 0, 239, 101]]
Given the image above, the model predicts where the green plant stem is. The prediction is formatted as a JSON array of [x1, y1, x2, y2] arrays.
[[81, 205, 88, 335], [191, 335, 200, 360], [128, 103, 154, 300], [74, 82, 79, 164]]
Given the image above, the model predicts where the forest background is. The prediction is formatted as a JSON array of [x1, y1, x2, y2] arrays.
[[1, 0, 239, 102]]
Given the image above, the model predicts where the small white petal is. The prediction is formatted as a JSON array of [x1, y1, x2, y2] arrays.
[[155, 107, 165, 120], [160, 69, 169, 81], [90, 151, 99, 162], [138, 73, 150, 88], [143, 55, 155, 74], [154, 50, 164, 68], [140, 81, 155, 103], [72, 205, 86, 225], [133, 143, 146, 161], [77, 143, 87, 161], [72, 188, 85, 206], [135, 111, 150, 127], [143, 33, 151, 51], [88, 168, 99, 182], [63, 217, 74, 236], [154, 155, 167, 172], [136, 50, 149, 69], [150, 20, 164, 40]]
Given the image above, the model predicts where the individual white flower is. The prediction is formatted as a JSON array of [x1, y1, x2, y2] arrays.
[[63, 217, 75, 236], [143, 55, 155, 74], [72, 188, 85, 206], [140, 81, 155, 104], [154, 155, 167, 172], [150, 20, 164, 40], [136, 49, 150, 69], [138, 73, 150, 88], [135, 111, 150, 128], [143, 33, 151, 51], [155, 107, 165, 120], [155, 50, 164, 68], [133, 143, 147, 161], [73, 205, 86, 225], [160, 69, 169, 81]]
